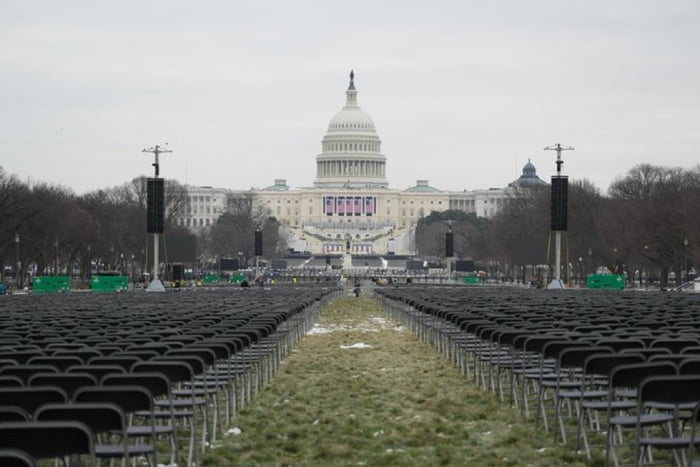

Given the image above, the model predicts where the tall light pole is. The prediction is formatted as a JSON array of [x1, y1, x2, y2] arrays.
[[86, 245, 92, 281], [55, 239, 60, 276], [684, 236, 689, 283], [545, 143, 574, 288], [143, 144, 171, 292], [14, 233, 20, 288]]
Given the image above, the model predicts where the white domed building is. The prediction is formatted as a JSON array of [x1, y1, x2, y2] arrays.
[[178, 71, 514, 256], [314, 71, 388, 189]]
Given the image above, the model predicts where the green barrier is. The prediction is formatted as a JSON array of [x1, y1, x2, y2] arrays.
[[204, 274, 221, 284], [587, 274, 625, 289], [90, 275, 129, 292], [230, 274, 247, 284], [462, 276, 481, 284], [33, 276, 71, 293]]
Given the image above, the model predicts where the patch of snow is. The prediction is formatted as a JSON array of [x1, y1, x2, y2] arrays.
[[481, 431, 492, 436], [308, 325, 335, 335], [340, 342, 372, 349], [536, 448, 547, 453], [312, 419, 320, 425], [157, 464, 178, 467], [373, 430, 384, 437], [385, 449, 394, 454], [226, 427, 242, 436]]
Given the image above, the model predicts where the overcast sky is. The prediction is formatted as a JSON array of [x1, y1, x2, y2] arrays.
[[1, 1, 698, 195]]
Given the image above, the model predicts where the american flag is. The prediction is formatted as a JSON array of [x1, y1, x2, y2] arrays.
[[365, 197, 375, 215], [324, 196, 334, 215], [354, 197, 362, 216], [337, 196, 345, 215], [345, 197, 353, 215]]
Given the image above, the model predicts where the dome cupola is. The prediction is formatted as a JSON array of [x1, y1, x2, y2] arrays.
[[314, 71, 388, 188]]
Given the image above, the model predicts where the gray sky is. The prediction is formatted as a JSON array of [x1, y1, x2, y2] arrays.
[[1, 0, 698, 194]]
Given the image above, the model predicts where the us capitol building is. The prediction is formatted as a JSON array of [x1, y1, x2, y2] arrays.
[[176, 71, 544, 256]]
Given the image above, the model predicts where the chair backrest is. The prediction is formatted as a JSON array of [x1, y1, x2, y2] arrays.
[[131, 361, 194, 384], [610, 362, 678, 390], [87, 356, 140, 371], [0, 405, 30, 422], [65, 364, 126, 380], [678, 358, 700, 375], [0, 365, 58, 384], [0, 376, 23, 388], [0, 387, 68, 415], [50, 349, 102, 363], [101, 372, 170, 398], [165, 348, 217, 366], [0, 448, 37, 467], [650, 338, 700, 353], [594, 338, 646, 352], [583, 353, 646, 378], [0, 421, 93, 460], [558, 347, 613, 371], [0, 358, 20, 369], [28, 373, 98, 400], [154, 355, 206, 375], [0, 351, 44, 364], [74, 385, 153, 413], [35, 402, 125, 434], [27, 356, 83, 371], [639, 375, 700, 406]]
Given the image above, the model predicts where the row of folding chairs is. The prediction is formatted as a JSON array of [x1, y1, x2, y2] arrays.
[[378, 286, 700, 466], [0, 286, 339, 465]]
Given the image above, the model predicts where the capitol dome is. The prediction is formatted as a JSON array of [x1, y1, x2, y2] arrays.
[[314, 71, 388, 188]]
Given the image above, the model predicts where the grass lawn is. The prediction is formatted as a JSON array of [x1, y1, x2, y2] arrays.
[[202, 297, 594, 466]]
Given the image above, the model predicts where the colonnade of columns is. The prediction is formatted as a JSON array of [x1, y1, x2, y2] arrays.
[[317, 160, 386, 178]]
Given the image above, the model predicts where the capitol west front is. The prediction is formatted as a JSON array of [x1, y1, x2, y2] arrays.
[[178, 72, 529, 256]]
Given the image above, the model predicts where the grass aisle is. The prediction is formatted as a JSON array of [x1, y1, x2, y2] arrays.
[[203, 298, 589, 466]]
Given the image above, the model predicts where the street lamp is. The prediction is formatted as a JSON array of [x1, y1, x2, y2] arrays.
[[643, 244, 649, 289], [120, 253, 124, 275], [87, 245, 92, 280], [55, 239, 60, 276], [588, 248, 593, 275], [684, 236, 689, 284], [613, 248, 618, 274], [578, 257, 583, 286], [14, 233, 20, 288]]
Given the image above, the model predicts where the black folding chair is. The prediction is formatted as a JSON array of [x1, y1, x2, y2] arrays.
[[0, 365, 58, 384], [74, 385, 157, 464], [0, 448, 36, 467], [635, 375, 700, 466], [27, 372, 97, 400], [605, 362, 678, 466], [35, 402, 155, 466], [131, 360, 203, 465], [0, 405, 30, 422], [0, 386, 68, 417], [101, 372, 178, 465], [0, 421, 94, 465]]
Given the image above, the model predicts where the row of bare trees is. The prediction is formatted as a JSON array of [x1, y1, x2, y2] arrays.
[[200, 193, 287, 266], [0, 169, 188, 284], [416, 164, 700, 286]]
